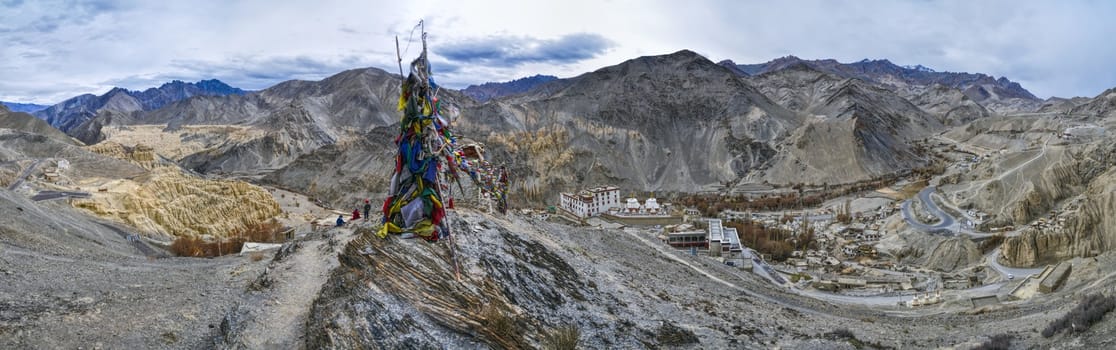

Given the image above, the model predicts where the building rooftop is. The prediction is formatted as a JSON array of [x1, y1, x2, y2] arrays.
[[587, 186, 619, 193], [707, 219, 724, 243]]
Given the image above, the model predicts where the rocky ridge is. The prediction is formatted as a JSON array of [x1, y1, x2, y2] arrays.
[[724, 56, 1042, 113], [462, 74, 558, 102], [33, 79, 246, 133], [0, 105, 80, 146]]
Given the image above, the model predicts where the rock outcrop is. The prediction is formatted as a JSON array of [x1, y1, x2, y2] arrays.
[[1001, 164, 1116, 267], [80, 142, 280, 239]]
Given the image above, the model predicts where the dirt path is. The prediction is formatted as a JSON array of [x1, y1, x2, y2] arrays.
[[222, 226, 361, 348]]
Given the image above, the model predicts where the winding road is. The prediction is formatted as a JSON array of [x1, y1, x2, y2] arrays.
[[901, 186, 956, 234], [986, 247, 1046, 280], [902, 186, 1047, 281], [7, 159, 43, 191]]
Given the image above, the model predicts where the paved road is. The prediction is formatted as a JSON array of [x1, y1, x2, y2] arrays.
[[7, 159, 43, 191], [986, 247, 1046, 280], [31, 190, 91, 201], [902, 187, 1045, 281], [901, 186, 955, 234], [797, 289, 911, 306]]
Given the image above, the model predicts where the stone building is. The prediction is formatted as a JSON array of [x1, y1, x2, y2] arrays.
[[559, 186, 620, 218]]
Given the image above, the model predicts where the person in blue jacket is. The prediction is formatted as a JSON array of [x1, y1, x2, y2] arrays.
[[336, 215, 345, 227]]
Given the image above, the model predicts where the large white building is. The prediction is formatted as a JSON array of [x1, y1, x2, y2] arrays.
[[559, 186, 620, 218], [706, 219, 742, 257]]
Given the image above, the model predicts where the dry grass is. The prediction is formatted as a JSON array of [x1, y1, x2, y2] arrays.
[[481, 306, 517, 340], [249, 252, 266, 262], [542, 325, 580, 350], [896, 179, 929, 200], [170, 219, 286, 257]]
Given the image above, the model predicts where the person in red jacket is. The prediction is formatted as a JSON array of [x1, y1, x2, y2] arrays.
[[352, 208, 361, 221]]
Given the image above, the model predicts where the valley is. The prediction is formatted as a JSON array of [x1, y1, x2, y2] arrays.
[[3, 46, 1116, 349]]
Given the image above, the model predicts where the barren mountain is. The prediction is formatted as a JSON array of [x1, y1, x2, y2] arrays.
[[1069, 88, 1116, 118], [737, 62, 942, 184], [724, 56, 1042, 113], [257, 50, 806, 207], [0, 105, 79, 145], [75, 68, 416, 176], [464, 50, 802, 198], [0, 101, 49, 113], [76, 141, 281, 239], [1036, 96, 1093, 114], [462, 74, 558, 102], [33, 79, 245, 133], [262, 50, 955, 207]]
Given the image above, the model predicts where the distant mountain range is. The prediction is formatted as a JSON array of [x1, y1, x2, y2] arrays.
[[14, 49, 1112, 208], [719, 56, 1040, 112], [34, 79, 247, 132], [0, 101, 50, 113], [462, 74, 558, 102]]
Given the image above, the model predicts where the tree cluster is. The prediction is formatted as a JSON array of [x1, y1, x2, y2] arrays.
[[723, 220, 815, 262]]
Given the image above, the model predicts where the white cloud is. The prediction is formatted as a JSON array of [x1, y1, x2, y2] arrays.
[[1, 0, 1114, 104]]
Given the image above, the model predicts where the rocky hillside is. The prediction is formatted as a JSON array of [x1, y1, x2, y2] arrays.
[[0, 105, 79, 145], [258, 50, 954, 207], [463, 50, 802, 198], [259, 126, 398, 208], [33, 79, 245, 133], [724, 62, 941, 184], [75, 68, 422, 176], [256, 50, 804, 207], [0, 117, 281, 240], [1070, 88, 1116, 118], [294, 208, 1116, 349], [0, 129, 145, 189], [724, 56, 1041, 113], [462, 74, 558, 102]]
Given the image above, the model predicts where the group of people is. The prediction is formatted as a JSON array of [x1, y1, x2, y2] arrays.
[[336, 199, 374, 227]]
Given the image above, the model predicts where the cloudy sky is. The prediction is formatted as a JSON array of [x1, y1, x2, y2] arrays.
[[2, 0, 1115, 104]]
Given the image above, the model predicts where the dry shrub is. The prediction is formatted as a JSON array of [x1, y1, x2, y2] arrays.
[[170, 219, 287, 257], [234, 218, 286, 243], [249, 252, 266, 262], [542, 325, 580, 350], [973, 334, 1013, 350], [481, 306, 517, 340], [170, 236, 245, 257], [1042, 293, 1116, 337], [655, 322, 698, 346]]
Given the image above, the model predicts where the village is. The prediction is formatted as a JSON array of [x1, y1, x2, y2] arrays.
[[549, 183, 1004, 308]]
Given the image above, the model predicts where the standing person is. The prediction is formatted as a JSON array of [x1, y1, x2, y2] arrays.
[[352, 208, 361, 221], [362, 199, 372, 221]]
